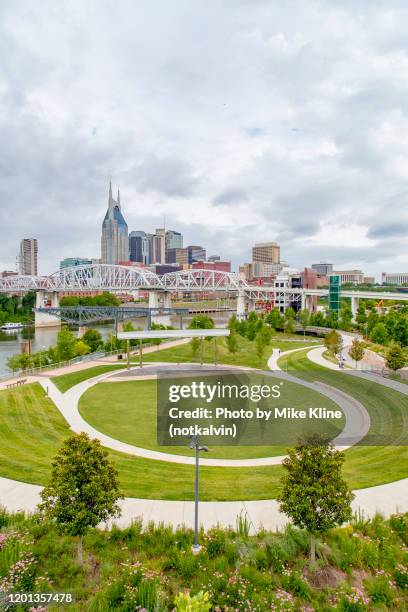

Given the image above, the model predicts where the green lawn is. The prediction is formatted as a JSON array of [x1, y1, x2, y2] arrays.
[[52, 364, 126, 392], [139, 334, 318, 369], [279, 349, 408, 485], [0, 383, 283, 500], [78, 378, 344, 459], [0, 380, 407, 500]]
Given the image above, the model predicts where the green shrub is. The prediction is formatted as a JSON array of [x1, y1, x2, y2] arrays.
[[166, 548, 199, 579], [225, 541, 238, 566], [282, 570, 310, 598], [365, 574, 394, 606], [205, 528, 226, 558], [255, 548, 268, 570], [389, 513, 408, 545], [394, 564, 408, 589], [336, 588, 370, 611], [174, 590, 211, 611]]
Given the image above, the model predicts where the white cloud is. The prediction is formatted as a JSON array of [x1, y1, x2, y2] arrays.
[[0, 0, 407, 280]]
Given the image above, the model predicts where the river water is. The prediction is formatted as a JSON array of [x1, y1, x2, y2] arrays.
[[0, 312, 232, 376]]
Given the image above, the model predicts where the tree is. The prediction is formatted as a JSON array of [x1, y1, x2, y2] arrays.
[[228, 314, 238, 332], [189, 315, 214, 330], [348, 338, 365, 368], [255, 330, 266, 358], [297, 309, 310, 339], [56, 327, 77, 361], [246, 320, 257, 341], [266, 308, 284, 330], [385, 343, 407, 372], [340, 306, 352, 331], [355, 303, 367, 327], [324, 330, 342, 357], [39, 433, 122, 565], [189, 315, 214, 342], [74, 340, 91, 356], [325, 310, 339, 329], [370, 322, 388, 345], [82, 329, 103, 352], [310, 311, 325, 327], [6, 353, 32, 373], [278, 437, 354, 562], [190, 337, 200, 357], [226, 330, 238, 353]]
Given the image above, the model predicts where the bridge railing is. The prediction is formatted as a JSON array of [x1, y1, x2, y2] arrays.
[[0, 339, 173, 383]]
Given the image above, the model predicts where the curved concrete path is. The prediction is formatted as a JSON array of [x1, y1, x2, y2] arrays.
[[0, 345, 406, 530], [305, 337, 408, 397], [36, 357, 370, 466]]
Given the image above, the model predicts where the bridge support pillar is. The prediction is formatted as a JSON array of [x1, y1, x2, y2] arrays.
[[162, 291, 171, 309], [237, 290, 246, 320], [247, 300, 256, 312], [34, 291, 61, 328], [351, 296, 359, 321], [148, 291, 159, 309], [148, 290, 171, 328]]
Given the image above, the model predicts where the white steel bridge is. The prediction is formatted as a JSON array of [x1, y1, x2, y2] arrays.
[[1, 264, 407, 327]]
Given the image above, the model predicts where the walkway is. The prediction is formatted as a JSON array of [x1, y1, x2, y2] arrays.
[[1, 475, 406, 531], [305, 335, 408, 396], [0, 343, 406, 530], [34, 355, 370, 466]]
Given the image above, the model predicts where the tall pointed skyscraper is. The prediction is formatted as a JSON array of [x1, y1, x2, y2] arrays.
[[101, 180, 129, 264]]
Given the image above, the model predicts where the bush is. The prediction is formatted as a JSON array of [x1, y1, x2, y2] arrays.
[[365, 574, 394, 606], [282, 570, 310, 598], [205, 528, 226, 558], [174, 590, 211, 611]]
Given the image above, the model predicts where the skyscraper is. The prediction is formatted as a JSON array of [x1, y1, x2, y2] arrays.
[[101, 181, 129, 264], [129, 230, 151, 264], [152, 228, 166, 263], [19, 238, 38, 275], [187, 245, 206, 263], [166, 230, 183, 251]]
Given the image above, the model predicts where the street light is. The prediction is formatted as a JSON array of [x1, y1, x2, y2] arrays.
[[189, 434, 209, 554]]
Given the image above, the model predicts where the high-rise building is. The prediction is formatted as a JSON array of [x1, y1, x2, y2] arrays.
[[252, 242, 280, 264], [152, 228, 166, 264], [166, 230, 183, 251], [187, 245, 206, 263], [101, 181, 129, 264], [311, 262, 333, 275], [144, 234, 153, 264], [19, 238, 38, 275], [166, 247, 189, 265], [60, 257, 92, 269], [129, 231, 151, 264]]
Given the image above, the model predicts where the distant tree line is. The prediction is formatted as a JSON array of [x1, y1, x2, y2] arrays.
[[0, 291, 36, 325], [59, 292, 121, 307]]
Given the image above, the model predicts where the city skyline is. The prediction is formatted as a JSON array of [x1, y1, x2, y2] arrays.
[[1, 1, 408, 277]]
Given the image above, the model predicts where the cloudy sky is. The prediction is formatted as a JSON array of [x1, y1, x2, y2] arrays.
[[1, 0, 407, 279]]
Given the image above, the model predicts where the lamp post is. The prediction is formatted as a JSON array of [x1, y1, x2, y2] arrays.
[[189, 434, 209, 554]]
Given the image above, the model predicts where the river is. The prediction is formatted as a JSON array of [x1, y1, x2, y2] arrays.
[[0, 312, 232, 377]]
